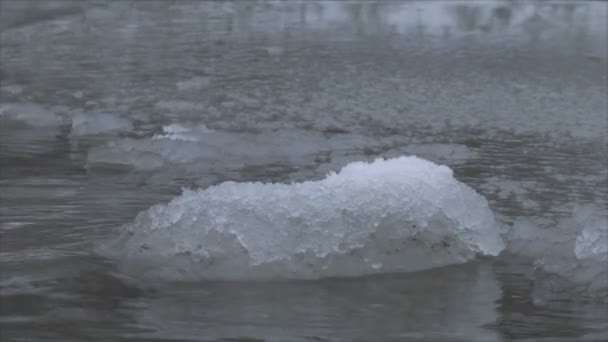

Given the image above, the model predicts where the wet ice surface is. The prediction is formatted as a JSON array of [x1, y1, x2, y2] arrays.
[[1, 1, 607, 341], [102, 157, 505, 280]]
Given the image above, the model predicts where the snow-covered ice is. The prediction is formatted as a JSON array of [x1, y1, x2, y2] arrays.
[[99, 156, 505, 280], [152, 123, 214, 142]]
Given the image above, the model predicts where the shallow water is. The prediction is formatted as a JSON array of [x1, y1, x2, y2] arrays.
[[1, 1, 607, 341]]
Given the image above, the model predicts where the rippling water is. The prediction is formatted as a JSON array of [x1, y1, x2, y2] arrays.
[[1, 1, 607, 341]]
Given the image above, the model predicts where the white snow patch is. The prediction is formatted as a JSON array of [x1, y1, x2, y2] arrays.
[[152, 123, 214, 142], [504, 204, 608, 297]]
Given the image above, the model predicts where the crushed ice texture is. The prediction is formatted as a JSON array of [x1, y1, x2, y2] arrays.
[[86, 124, 481, 176], [101, 156, 505, 280], [151, 123, 214, 142]]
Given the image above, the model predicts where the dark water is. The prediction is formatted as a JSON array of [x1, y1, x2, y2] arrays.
[[1, 1, 607, 341]]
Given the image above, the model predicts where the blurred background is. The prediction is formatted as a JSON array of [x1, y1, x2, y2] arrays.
[[1, 1, 607, 341]]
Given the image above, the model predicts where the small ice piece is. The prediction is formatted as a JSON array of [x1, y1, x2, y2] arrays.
[[69, 112, 133, 137], [264, 46, 284, 57], [504, 204, 608, 298], [574, 208, 608, 260], [152, 123, 213, 142], [0, 103, 65, 127], [99, 156, 505, 280], [87, 139, 166, 171], [176, 77, 211, 91]]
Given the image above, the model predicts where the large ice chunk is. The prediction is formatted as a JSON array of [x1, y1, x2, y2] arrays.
[[101, 156, 505, 280]]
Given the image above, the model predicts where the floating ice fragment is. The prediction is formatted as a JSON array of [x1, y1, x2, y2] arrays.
[[574, 207, 608, 260], [0, 103, 65, 127], [69, 112, 133, 136], [392, 143, 478, 166], [152, 123, 214, 142], [176, 77, 210, 91], [87, 128, 382, 172], [100, 156, 505, 280], [1, 84, 23, 95], [504, 204, 608, 298]]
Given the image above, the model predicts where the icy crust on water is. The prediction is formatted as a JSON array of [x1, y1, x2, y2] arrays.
[[505, 205, 608, 298], [87, 127, 385, 172], [0, 103, 66, 127], [102, 157, 505, 280], [86, 123, 480, 174], [0, 102, 134, 138]]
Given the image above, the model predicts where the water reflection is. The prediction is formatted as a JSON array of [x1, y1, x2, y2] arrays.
[[124, 262, 502, 341], [492, 259, 608, 341]]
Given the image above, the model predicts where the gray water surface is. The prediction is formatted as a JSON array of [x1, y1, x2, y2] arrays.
[[1, 1, 607, 341]]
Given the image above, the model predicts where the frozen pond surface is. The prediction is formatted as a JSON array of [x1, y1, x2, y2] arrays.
[[1, 1, 607, 341]]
